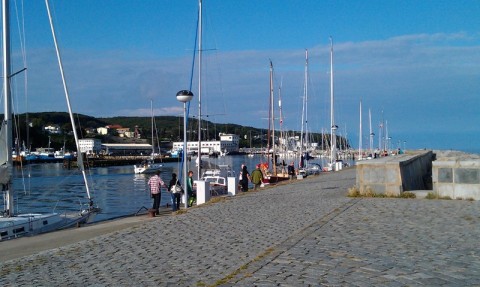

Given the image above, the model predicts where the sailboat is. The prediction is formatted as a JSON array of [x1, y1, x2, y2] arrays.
[[260, 61, 289, 184], [297, 50, 320, 177], [326, 37, 340, 172], [0, 0, 99, 240], [134, 100, 163, 174], [190, 0, 204, 179]]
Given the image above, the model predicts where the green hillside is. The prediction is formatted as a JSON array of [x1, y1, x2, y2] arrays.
[[12, 112, 349, 152]]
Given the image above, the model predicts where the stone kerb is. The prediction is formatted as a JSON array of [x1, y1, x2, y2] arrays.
[[433, 158, 480, 200]]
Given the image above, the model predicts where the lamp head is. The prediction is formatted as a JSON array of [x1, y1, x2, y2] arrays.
[[176, 90, 194, 103]]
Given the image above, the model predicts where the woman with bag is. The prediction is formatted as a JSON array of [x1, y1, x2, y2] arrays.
[[168, 173, 183, 211]]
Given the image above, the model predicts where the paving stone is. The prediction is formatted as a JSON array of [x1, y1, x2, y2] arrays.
[[1, 168, 479, 286]]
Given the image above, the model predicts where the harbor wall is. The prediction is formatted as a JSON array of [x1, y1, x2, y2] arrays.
[[433, 158, 480, 200], [356, 151, 433, 195]]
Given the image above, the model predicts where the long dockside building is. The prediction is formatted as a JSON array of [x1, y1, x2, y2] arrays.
[[172, 133, 239, 155]]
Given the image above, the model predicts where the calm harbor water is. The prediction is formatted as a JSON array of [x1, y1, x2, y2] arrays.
[[11, 154, 352, 223]]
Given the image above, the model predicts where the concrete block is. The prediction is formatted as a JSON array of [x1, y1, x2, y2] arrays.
[[454, 185, 480, 200], [363, 167, 385, 184], [455, 168, 480, 184], [438, 168, 453, 183], [227, 177, 238, 196], [385, 168, 399, 183], [195, 180, 210, 205], [437, 184, 454, 199]]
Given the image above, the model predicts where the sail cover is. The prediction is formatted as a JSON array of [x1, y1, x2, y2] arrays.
[[0, 121, 11, 184]]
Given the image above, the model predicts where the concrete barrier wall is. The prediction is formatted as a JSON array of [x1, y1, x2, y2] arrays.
[[356, 151, 433, 195], [433, 159, 480, 200], [399, 151, 433, 191]]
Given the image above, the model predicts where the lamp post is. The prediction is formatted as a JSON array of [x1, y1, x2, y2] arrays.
[[176, 90, 194, 209]]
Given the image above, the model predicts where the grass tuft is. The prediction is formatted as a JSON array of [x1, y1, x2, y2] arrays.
[[174, 209, 187, 215], [347, 186, 416, 199], [399, 192, 416, 199], [364, 187, 376, 197], [209, 197, 227, 204], [347, 186, 360, 197]]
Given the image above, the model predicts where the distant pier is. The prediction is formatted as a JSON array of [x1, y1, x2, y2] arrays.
[[63, 155, 180, 168]]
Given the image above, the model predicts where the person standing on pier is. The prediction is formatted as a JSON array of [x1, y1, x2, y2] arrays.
[[168, 173, 182, 211], [240, 164, 251, 192], [187, 170, 196, 207], [148, 170, 165, 215], [251, 164, 264, 190], [288, 162, 296, 180]]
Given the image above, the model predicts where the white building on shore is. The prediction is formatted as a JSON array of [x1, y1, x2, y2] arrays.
[[78, 138, 102, 154], [172, 133, 239, 155]]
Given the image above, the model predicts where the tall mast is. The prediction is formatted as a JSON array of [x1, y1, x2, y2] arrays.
[[278, 80, 283, 155], [369, 108, 374, 156], [358, 100, 362, 159], [330, 37, 337, 165], [3, 0, 14, 215], [300, 49, 309, 167], [197, 0, 202, 179], [269, 60, 277, 174], [305, 50, 309, 161], [267, 61, 272, 155], [385, 120, 389, 154], [379, 109, 384, 152], [150, 99, 154, 156]]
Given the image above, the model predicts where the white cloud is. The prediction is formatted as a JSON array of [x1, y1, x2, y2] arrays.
[[16, 32, 480, 150]]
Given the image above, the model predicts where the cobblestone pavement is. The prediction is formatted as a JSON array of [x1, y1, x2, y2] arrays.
[[1, 167, 479, 286]]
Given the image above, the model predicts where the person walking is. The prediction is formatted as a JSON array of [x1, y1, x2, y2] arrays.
[[187, 170, 196, 207], [148, 170, 165, 215], [168, 173, 182, 211], [251, 164, 264, 191], [288, 162, 296, 180], [240, 164, 251, 192]]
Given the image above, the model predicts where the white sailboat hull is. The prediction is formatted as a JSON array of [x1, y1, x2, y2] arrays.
[[0, 210, 97, 241], [134, 162, 163, 174]]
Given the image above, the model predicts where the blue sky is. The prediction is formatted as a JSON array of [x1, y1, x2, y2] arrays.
[[6, 0, 480, 152]]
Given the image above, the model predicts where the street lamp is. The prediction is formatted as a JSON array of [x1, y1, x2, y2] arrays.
[[176, 90, 194, 209]]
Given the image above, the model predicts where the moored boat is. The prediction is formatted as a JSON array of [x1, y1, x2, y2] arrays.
[[0, 0, 99, 240], [200, 164, 235, 195], [134, 100, 163, 174], [134, 159, 163, 174]]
